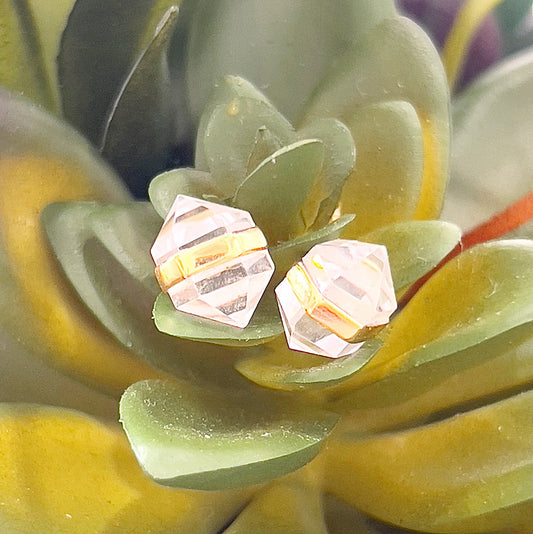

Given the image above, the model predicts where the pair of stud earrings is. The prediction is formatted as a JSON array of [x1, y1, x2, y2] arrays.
[[151, 195, 397, 359]]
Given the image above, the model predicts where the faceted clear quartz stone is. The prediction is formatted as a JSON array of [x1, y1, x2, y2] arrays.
[[151, 195, 274, 328], [275, 239, 397, 358]]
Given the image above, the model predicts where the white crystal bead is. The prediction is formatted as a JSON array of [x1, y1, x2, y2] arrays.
[[275, 239, 397, 358], [151, 195, 274, 328]]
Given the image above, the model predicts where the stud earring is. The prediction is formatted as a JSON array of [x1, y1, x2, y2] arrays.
[[151, 195, 274, 328], [275, 239, 397, 358]]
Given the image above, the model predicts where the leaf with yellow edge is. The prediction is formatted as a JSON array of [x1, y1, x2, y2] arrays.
[[22, 0, 76, 112], [235, 336, 382, 392], [325, 390, 533, 533], [340, 100, 424, 236], [443, 0, 506, 91], [0, 404, 250, 533], [361, 220, 462, 292], [0, 89, 162, 396], [223, 464, 327, 534], [330, 321, 533, 433], [302, 16, 449, 227], [0, 0, 54, 109], [328, 240, 533, 393]]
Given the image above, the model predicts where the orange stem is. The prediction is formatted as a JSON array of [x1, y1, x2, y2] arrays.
[[398, 190, 533, 309]]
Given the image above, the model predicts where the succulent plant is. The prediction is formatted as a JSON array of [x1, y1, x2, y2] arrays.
[[1, 0, 533, 533]]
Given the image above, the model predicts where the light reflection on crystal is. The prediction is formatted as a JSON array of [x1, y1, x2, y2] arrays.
[[152, 195, 274, 328], [276, 239, 396, 358]]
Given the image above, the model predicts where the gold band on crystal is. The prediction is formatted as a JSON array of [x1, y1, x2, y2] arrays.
[[286, 263, 364, 341], [155, 227, 267, 291]]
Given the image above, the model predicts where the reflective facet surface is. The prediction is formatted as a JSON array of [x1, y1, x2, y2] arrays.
[[276, 239, 396, 357], [152, 195, 274, 328]]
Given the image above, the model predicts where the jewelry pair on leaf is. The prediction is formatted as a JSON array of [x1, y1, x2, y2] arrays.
[[151, 194, 397, 359]]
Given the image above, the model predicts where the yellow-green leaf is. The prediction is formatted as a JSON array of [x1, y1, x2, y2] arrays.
[[0, 404, 250, 533], [303, 16, 450, 227], [223, 466, 327, 534], [120, 379, 338, 490], [0, 89, 162, 396], [361, 220, 462, 292], [325, 390, 533, 533], [340, 100, 424, 236], [330, 240, 533, 393]]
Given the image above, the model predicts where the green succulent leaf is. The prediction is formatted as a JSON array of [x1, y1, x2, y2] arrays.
[[330, 240, 533, 393], [0, 89, 159, 395], [148, 168, 225, 218], [196, 76, 295, 197], [120, 379, 339, 490], [269, 214, 355, 287], [303, 16, 449, 231], [324, 495, 386, 534], [0, 404, 250, 533], [41, 201, 244, 387], [88, 203, 161, 292], [326, 390, 533, 533], [297, 118, 356, 229], [58, 0, 182, 145], [235, 337, 383, 392], [496, 0, 533, 37], [0, 0, 72, 111], [443, 47, 533, 231], [361, 220, 462, 292], [223, 468, 327, 534], [185, 0, 396, 123], [101, 7, 179, 197], [233, 139, 325, 244], [331, 321, 533, 432], [153, 292, 283, 347], [339, 100, 424, 236]]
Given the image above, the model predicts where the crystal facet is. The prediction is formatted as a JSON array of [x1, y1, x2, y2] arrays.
[[275, 239, 397, 358], [151, 195, 274, 328]]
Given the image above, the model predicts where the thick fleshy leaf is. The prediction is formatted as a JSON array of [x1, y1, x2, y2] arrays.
[[324, 495, 387, 534], [443, 47, 533, 230], [0, 404, 250, 533], [325, 390, 533, 533], [223, 466, 327, 534], [361, 220, 462, 292], [120, 379, 338, 490], [101, 7, 179, 197], [196, 76, 295, 197], [441, 0, 505, 91], [297, 118, 356, 229], [185, 0, 396, 123], [0, 330, 118, 420], [339, 101, 424, 236], [235, 336, 382, 392], [330, 321, 533, 432], [148, 168, 225, 218], [89, 203, 161, 292], [8, 0, 76, 111], [153, 292, 283, 347], [42, 201, 244, 387], [233, 140, 324, 244], [303, 16, 450, 228], [0, 0, 60, 110], [328, 240, 533, 393], [58, 0, 182, 145], [496, 0, 533, 37], [0, 89, 163, 396], [269, 215, 354, 287]]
